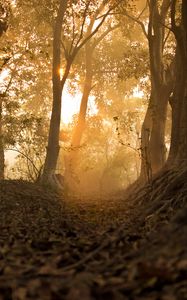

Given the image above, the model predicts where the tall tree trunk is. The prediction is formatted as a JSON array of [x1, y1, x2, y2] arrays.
[[64, 44, 93, 185], [167, 0, 187, 168], [42, 0, 68, 182], [176, 0, 187, 165], [140, 0, 173, 182], [149, 87, 170, 171], [72, 45, 93, 152], [140, 86, 171, 181], [167, 50, 183, 165], [0, 97, 4, 179]]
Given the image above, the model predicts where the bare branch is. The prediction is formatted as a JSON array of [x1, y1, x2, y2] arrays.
[[74, 0, 92, 50], [137, 1, 148, 19], [94, 0, 109, 20], [6, 147, 40, 176], [69, 5, 76, 54], [75, 1, 122, 54], [170, 0, 177, 32]]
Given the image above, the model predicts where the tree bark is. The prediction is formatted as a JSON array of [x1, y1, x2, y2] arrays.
[[167, 49, 183, 165], [71, 47, 93, 148], [140, 0, 173, 182], [167, 0, 187, 167], [140, 86, 171, 181], [42, 0, 68, 182], [140, 98, 153, 182], [64, 44, 93, 187], [176, 0, 187, 165], [0, 97, 4, 179], [149, 86, 170, 170]]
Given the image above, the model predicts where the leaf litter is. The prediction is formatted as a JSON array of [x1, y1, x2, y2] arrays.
[[0, 169, 187, 300]]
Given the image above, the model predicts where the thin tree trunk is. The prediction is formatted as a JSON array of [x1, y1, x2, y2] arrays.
[[64, 45, 93, 184], [140, 99, 152, 182], [0, 97, 4, 179], [72, 47, 93, 148], [42, 0, 68, 182]]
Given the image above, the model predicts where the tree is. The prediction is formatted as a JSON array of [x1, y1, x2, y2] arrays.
[[129, 0, 175, 182], [0, 0, 52, 179], [41, 0, 68, 182], [42, 0, 122, 183], [0, 0, 11, 178], [167, 0, 187, 167], [64, 23, 120, 186], [7, 116, 48, 181], [0, 92, 3, 179]]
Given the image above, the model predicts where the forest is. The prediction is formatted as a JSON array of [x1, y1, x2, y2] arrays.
[[0, 0, 187, 299]]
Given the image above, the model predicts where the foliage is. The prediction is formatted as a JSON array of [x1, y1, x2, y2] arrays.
[[0, 0, 10, 36], [1, 0, 52, 179], [60, 95, 145, 196], [6, 115, 48, 181]]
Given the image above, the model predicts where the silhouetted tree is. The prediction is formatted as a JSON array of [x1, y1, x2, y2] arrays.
[[167, 0, 187, 167], [140, 0, 175, 182]]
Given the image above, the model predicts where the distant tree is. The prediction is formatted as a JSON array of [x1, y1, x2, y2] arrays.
[[0, 1, 11, 178], [64, 23, 120, 187]]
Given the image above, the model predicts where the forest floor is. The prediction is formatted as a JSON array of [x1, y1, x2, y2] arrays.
[[0, 168, 187, 300]]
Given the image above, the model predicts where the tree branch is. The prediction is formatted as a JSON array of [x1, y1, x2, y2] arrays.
[[6, 148, 40, 176], [75, 1, 121, 55], [73, 0, 92, 49], [170, 0, 177, 32], [120, 7, 148, 39]]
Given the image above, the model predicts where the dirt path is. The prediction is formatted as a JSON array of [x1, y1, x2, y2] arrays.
[[0, 173, 187, 300]]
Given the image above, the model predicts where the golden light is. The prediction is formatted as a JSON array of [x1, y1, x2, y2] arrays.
[[61, 91, 97, 125], [0, 69, 9, 85], [61, 90, 81, 125], [59, 67, 64, 79]]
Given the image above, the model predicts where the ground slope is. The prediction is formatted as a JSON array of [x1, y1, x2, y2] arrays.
[[0, 169, 187, 300]]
